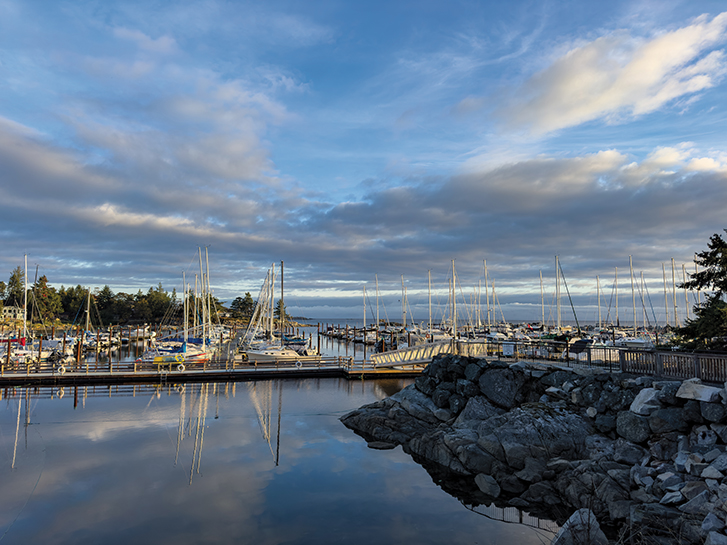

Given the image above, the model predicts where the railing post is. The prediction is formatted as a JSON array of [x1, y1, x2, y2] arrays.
[[694, 355, 701, 380], [655, 352, 664, 377], [619, 350, 626, 372]]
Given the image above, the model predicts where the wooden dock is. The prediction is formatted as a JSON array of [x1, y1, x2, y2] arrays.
[[0, 356, 424, 387]]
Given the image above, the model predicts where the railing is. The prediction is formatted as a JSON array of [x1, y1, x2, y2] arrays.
[[0, 355, 357, 379], [371, 338, 622, 371], [620, 350, 727, 383]]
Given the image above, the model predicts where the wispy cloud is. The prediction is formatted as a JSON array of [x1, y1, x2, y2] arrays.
[[503, 12, 727, 134]]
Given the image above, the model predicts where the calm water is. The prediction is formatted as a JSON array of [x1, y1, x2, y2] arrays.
[[0, 378, 554, 544]]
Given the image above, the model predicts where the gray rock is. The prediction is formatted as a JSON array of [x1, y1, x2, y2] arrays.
[[594, 414, 616, 433], [616, 410, 651, 443], [453, 396, 504, 430], [674, 451, 690, 472], [478, 368, 526, 409], [654, 381, 681, 405], [711, 453, 727, 472], [702, 401, 726, 422], [681, 481, 709, 500], [679, 490, 710, 515], [514, 457, 546, 483], [703, 512, 726, 533], [474, 473, 500, 498], [659, 490, 683, 505], [463, 363, 483, 382], [551, 508, 608, 545], [712, 423, 727, 443], [630, 387, 662, 415], [677, 378, 723, 402], [520, 481, 560, 504], [702, 465, 725, 480], [455, 442, 496, 474], [706, 531, 727, 545], [613, 438, 647, 465], [432, 387, 452, 408], [648, 407, 690, 434]]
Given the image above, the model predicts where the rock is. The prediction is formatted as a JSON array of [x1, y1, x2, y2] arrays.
[[448, 394, 467, 414], [703, 512, 726, 533], [654, 381, 681, 405], [478, 368, 526, 409], [711, 453, 727, 472], [681, 481, 709, 501], [660, 491, 683, 505], [613, 438, 647, 465], [706, 532, 727, 545], [630, 388, 662, 415], [586, 406, 597, 418], [454, 396, 503, 427], [616, 410, 651, 443], [432, 387, 452, 408], [463, 363, 483, 382], [677, 378, 723, 403], [703, 466, 725, 480], [514, 457, 546, 483], [679, 490, 711, 516], [702, 401, 726, 422], [367, 441, 397, 450], [648, 407, 690, 434], [551, 508, 608, 545], [474, 473, 500, 498], [594, 414, 616, 433], [520, 481, 559, 503], [684, 399, 705, 424]]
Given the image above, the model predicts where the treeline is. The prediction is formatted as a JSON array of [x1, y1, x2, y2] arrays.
[[0, 267, 230, 326]]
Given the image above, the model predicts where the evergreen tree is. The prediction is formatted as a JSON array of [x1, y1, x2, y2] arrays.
[[5, 266, 25, 307], [676, 230, 727, 350]]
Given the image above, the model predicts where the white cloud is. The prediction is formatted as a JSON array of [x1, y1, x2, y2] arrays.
[[505, 12, 727, 134], [113, 27, 178, 54]]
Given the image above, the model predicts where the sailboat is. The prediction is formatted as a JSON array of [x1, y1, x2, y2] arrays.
[[239, 262, 320, 364], [140, 248, 216, 366]]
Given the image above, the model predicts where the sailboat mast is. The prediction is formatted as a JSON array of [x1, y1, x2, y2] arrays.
[[662, 263, 669, 327], [484, 260, 490, 329], [428, 270, 432, 335], [671, 258, 678, 327], [183, 272, 188, 345], [451, 260, 457, 338], [199, 248, 205, 343], [682, 264, 690, 322], [540, 270, 544, 327], [363, 286, 366, 332], [630, 256, 636, 336], [597, 275, 601, 329], [375, 274, 380, 330], [555, 256, 561, 331], [280, 260, 284, 335], [615, 267, 619, 327], [23, 254, 27, 339]]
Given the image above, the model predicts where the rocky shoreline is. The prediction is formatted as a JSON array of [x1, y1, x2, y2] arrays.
[[341, 354, 727, 544]]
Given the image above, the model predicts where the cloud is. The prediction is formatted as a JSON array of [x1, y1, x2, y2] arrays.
[[504, 12, 727, 134], [113, 27, 178, 54]]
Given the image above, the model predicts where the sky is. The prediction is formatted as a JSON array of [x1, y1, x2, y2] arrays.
[[1, 0, 727, 324]]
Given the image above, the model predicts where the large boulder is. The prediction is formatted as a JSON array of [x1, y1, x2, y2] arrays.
[[617, 410, 651, 444], [478, 367, 527, 409]]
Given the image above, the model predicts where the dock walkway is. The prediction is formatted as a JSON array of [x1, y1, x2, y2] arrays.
[[0, 356, 423, 387]]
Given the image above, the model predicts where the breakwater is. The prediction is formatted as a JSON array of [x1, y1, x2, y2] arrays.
[[341, 354, 727, 544]]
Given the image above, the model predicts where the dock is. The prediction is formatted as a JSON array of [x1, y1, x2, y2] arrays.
[[0, 356, 424, 387]]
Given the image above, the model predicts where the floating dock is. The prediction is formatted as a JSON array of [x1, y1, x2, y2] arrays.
[[0, 356, 424, 387]]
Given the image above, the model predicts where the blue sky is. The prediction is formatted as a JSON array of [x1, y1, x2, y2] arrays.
[[2, 0, 727, 323]]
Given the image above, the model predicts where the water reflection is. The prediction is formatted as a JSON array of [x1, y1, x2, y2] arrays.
[[2, 379, 551, 545]]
